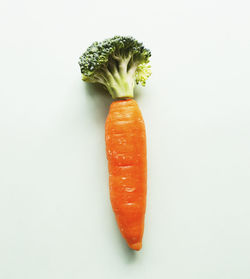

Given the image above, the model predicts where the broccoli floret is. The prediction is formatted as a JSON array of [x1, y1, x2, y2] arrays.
[[79, 36, 151, 99]]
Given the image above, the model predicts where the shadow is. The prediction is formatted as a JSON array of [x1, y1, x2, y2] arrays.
[[83, 83, 113, 124], [134, 86, 144, 101], [120, 242, 138, 264]]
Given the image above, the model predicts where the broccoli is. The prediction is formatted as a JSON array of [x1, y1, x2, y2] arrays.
[[78, 36, 151, 99]]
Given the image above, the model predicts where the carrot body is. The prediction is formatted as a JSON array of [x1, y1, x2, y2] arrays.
[[105, 99, 147, 251]]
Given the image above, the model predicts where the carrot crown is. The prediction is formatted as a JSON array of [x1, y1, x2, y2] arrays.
[[79, 36, 151, 99]]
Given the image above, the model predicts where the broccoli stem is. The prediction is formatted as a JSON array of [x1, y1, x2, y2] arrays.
[[105, 74, 134, 99], [102, 56, 136, 99]]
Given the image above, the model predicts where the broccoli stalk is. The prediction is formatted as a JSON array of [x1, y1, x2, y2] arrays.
[[79, 36, 151, 99]]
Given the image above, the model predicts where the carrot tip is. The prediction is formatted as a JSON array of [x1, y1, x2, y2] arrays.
[[129, 242, 142, 251]]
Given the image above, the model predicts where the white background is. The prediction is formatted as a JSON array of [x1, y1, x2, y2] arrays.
[[0, 0, 250, 278]]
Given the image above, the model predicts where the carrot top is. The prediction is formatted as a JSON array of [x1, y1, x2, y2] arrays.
[[79, 36, 152, 99]]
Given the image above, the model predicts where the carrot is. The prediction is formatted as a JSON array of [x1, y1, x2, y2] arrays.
[[79, 36, 151, 250], [105, 99, 147, 250]]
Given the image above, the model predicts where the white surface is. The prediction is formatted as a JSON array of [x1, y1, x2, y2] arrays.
[[0, 0, 250, 278]]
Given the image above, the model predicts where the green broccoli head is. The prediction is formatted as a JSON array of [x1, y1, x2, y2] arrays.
[[78, 36, 151, 99]]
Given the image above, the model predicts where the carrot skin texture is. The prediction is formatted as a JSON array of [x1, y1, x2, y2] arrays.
[[105, 99, 147, 251]]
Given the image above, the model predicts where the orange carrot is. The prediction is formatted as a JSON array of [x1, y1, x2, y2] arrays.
[[105, 99, 147, 250]]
